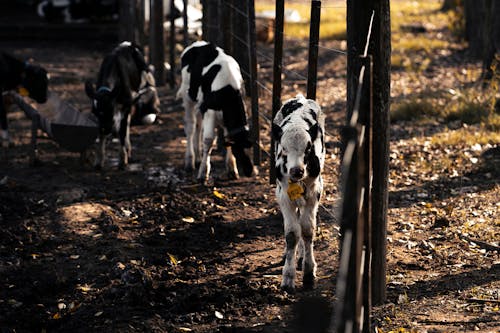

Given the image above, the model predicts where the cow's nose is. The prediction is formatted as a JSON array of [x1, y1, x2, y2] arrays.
[[290, 167, 304, 180]]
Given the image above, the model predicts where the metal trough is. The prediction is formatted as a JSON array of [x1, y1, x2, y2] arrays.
[[5, 91, 98, 162]]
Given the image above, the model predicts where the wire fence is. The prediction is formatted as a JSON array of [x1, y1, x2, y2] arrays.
[[199, 1, 381, 331]]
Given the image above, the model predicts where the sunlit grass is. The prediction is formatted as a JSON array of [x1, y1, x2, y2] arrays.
[[255, 2, 346, 40], [255, 0, 457, 46], [430, 126, 500, 146], [392, 84, 500, 131]]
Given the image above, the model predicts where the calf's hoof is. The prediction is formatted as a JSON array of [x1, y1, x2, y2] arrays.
[[227, 170, 239, 180], [281, 284, 296, 294], [303, 272, 315, 290]]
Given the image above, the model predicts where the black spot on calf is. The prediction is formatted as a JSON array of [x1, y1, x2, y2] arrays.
[[281, 99, 303, 118]]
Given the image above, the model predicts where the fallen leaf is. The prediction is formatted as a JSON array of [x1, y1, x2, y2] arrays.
[[94, 311, 103, 317], [215, 310, 224, 319], [52, 313, 61, 320], [182, 217, 195, 223], [167, 253, 178, 266], [213, 190, 225, 199]]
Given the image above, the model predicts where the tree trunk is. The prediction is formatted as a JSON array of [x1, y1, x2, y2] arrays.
[[441, 0, 461, 11], [482, 1, 500, 82], [464, 0, 490, 59]]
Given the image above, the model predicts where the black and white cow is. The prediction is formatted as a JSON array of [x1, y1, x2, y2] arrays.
[[272, 94, 325, 292], [85, 41, 160, 169], [177, 41, 255, 182], [37, 0, 118, 23], [0, 52, 49, 145]]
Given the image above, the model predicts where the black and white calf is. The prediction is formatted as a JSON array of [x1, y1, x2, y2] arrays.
[[85, 41, 160, 169], [0, 52, 49, 145], [272, 94, 325, 292], [177, 41, 255, 182]]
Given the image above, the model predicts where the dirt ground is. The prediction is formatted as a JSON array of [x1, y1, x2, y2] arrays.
[[0, 12, 499, 333]]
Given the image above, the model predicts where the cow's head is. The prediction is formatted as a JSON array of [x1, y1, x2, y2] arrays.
[[272, 122, 321, 183], [23, 63, 49, 103], [227, 128, 255, 177], [85, 81, 119, 135]]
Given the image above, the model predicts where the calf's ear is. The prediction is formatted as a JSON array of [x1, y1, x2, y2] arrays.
[[84, 80, 96, 99], [272, 123, 282, 141]]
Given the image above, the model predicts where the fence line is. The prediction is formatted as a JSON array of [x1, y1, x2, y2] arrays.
[[198, 1, 385, 332], [333, 10, 375, 333]]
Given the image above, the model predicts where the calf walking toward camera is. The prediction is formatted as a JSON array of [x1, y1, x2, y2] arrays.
[[272, 94, 325, 292]]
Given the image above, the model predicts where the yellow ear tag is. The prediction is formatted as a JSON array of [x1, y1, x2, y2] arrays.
[[287, 181, 304, 200], [18, 87, 29, 97]]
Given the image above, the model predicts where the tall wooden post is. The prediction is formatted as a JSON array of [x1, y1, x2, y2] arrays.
[[119, 0, 138, 43], [169, 0, 176, 88], [247, 0, 260, 165], [307, 0, 321, 100], [347, 0, 391, 305], [182, 0, 189, 47], [150, 0, 165, 86], [270, 0, 284, 184]]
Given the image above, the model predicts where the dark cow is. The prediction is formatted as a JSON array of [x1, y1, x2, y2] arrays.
[[0, 52, 49, 145], [272, 94, 325, 292], [85, 41, 160, 169], [177, 41, 256, 182]]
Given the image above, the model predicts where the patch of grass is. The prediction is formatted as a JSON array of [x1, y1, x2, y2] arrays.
[[430, 126, 500, 146], [394, 36, 449, 53], [444, 100, 491, 124], [391, 98, 441, 122]]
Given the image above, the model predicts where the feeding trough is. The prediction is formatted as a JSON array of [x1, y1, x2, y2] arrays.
[[4, 91, 98, 163]]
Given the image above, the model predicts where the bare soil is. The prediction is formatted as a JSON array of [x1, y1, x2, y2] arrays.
[[0, 16, 499, 333]]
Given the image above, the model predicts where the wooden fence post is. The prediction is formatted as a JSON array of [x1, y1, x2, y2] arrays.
[[232, 0, 250, 94], [183, 0, 189, 47], [149, 0, 165, 86], [222, 0, 233, 53], [169, 0, 176, 88], [247, 0, 260, 165], [370, 0, 390, 306], [307, 0, 321, 100], [270, 0, 284, 184], [347, 0, 390, 306], [360, 55, 373, 333], [119, 0, 138, 43]]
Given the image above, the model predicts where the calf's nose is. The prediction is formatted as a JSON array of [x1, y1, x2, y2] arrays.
[[290, 166, 304, 180]]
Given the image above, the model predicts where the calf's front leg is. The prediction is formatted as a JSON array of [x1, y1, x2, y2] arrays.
[[118, 112, 132, 169], [95, 134, 106, 170], [279, 195, 301, 293], [183, 98, 197, 171], [299, 201, 318, 289]]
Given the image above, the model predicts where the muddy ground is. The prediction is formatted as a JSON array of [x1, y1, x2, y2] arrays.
[[1, 11, 499, 333]]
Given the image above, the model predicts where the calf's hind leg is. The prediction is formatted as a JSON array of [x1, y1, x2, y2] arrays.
[[197, 110, 217, 182]]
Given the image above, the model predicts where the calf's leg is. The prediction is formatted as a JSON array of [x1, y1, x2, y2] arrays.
[[118, 113, 132, 169], [197, 110, 217, 182], [95, 134, 106, 170], [0, 101, 9, 147], [224, 146, 239, 179], [279, 196, 300, 292], [300, 201, 318, 289], [183, 98, 197, 171]]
